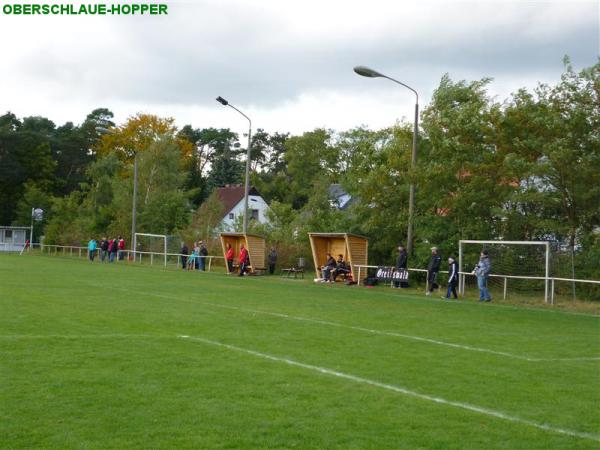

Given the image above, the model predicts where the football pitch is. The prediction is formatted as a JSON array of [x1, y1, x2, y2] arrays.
[[1, 254, 599, 449]]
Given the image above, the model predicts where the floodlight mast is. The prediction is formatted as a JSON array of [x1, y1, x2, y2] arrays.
[[216, 96, 252, 234], [353, 65, 419, 256]]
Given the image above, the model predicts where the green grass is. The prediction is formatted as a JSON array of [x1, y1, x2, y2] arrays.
[[1, 254, 599, 449]]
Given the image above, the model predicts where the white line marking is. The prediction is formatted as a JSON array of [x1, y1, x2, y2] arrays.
[[90, 284, 600, 363], [178, 335, 600, 442], [0, 334, 162, 339]]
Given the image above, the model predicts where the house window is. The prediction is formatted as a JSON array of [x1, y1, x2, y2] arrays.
[[251, 209, 259, 220], [5, 230, 12, 239], [229, 213, 234, 220]]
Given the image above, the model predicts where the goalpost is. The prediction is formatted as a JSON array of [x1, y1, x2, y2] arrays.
[[459, 240, 551, 303], [135, 233, 167, 266]]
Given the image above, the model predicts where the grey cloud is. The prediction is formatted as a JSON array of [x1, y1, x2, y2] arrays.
[[11, 1, 600, 111]]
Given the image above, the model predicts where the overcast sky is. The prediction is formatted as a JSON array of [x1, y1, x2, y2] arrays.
[[0, 0, 598, 137]]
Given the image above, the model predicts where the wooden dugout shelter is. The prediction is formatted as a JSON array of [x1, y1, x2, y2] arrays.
[[219, 233, 266, 273], [308, 233, 368, 279]]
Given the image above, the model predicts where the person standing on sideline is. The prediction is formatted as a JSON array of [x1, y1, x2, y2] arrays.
[[473, 249, 492, 302], [225, 243, 234, 274], [188, 242, 199, 270], [444, 255, 459, 300], [239, 244, 249, 276], [193, 241, 200, 270], [268, 247, 277, 275], [426, 247, 441, 295], [180, 242, 188, 270], [100, 237, 109, 262], [108, 237, 118, 263], [117, 236, 126, 261], [87, 238, 97, 262], [394, 244, 408, 288], [199, 241, 208, 271]]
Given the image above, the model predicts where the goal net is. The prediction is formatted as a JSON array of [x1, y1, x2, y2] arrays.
[[134, 233, 181, 266], [459, 240, 551, 303]]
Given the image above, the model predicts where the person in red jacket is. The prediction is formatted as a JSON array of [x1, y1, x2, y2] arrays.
[[225, 243, 234, 274], [117, 235, 126, 261], [238, 244, 249, 276]]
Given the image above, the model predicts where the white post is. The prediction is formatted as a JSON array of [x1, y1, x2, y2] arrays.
[[551, 278, 555, 305], [544, 242, 550, 304], [458, 241, 463, 296], [503, 277, 507, 300], [151, 253, 154, 265], [208, 256, 212, 272], [164, 237, 167, 267]]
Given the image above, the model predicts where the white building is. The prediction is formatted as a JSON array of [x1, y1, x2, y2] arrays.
[[0, 226, 30, 252], [216, 185, 270, 231]]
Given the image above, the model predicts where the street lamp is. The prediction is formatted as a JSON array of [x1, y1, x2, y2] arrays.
[[353, 66, 419, 255], [216, 96, 252, 234], [96, 126, 138, 260]]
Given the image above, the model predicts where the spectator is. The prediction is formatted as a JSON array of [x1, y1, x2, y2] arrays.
[[443, 255, 459, 300], [108, 238, 118, 263], [188, 242, 199, 270], [473, 249, 492, 302], [320, 253, 336, 282], [239, 244, 249, 276], [426, 247, 441, 295], [87, 238, 97, 262], [225, 243, 234, 274], [180, 242, 188, 270], [332, 254, 350, 281], [100, 237, 109, 262], [117, 236, 126, 261], [199, 241, 208, 271], [268, 247, 277, 275], [193, 241, 200, 270], [394, 244, 408, 288]]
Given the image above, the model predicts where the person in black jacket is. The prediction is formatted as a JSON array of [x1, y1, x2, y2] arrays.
[[426, 247, 441, 295], [268, 247, 278, 275], [199, 241, 208, 271], [332, 254, 351, 281], [443, 255, 459, 299], [100, 237, 109, 262], [394, 244, 408, 288], [180, 242, 188, 269], [320, 253, 337, 282]]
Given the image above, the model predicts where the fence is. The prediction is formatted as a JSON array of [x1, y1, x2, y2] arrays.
[[23, 243, 225, 272], [353, 265, 600, 305], [8, 244, 600, 304]]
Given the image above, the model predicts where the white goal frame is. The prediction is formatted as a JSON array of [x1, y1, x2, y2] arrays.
[[458, 240, 550, 303], [135, 232, 168, 266]]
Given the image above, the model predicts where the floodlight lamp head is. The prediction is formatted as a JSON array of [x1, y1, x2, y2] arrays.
[[216, 96, 229, 106], [353, 65, 385, 78]]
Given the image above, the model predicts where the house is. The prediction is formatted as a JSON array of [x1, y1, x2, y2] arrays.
[[328, 184, 356, 210], [216, 184, 270, 231], [0, 226, 30, 252]]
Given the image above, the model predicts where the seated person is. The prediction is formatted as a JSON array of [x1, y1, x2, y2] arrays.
[[332, 254, 351, 281], [321, 253, 337, 282]]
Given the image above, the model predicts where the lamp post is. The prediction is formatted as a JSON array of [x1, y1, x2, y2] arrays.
[[96, 126, 137, 260], [131, 151, 138, 260], [353, 66, 419, 255], [216, 96, 252, 234]]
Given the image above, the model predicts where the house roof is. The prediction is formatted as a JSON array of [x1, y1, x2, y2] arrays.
[[328, 183, 347, 199], [216, 184, 261, 214], [308, 232, 368, 240], [328, 183, 358, 210]]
